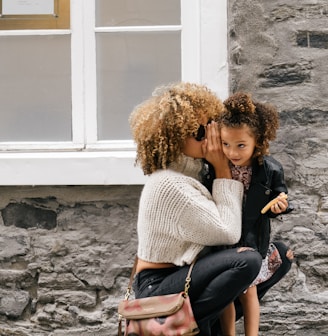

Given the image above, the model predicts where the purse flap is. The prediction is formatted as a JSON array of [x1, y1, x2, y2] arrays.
[[118, 292, 185, 319]]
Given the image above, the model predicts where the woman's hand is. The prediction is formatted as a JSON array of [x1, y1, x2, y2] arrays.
[[202, 121, 231, 179]]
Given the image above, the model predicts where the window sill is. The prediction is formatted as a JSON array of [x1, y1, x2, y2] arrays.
[[0, 151, 147, 185]]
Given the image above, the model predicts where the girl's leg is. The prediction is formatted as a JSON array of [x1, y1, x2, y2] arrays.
[[256, 241, 293, 301], [219, 302, 236, 336], [239, 286, 259, 336], [234, 241, 293, 321]]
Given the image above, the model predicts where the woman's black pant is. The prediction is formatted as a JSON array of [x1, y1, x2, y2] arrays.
[[133, 248, 262, 336]]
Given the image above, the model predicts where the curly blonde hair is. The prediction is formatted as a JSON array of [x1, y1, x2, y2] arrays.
[[129, 82, 225, 175], [221, 92, 279, 163]]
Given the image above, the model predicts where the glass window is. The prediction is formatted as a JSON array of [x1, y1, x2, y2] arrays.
[[0, 35, 72, 141], [95, 0, 181, 140], [96, 0, 180, 27], [0, 0, 228, 185], [96, 31, 181, 140]]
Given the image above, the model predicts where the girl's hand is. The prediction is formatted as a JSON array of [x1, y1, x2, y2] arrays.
[[262, 192, 288, 214], [271, 192, 288, 214], [202, 121, 231, 179]]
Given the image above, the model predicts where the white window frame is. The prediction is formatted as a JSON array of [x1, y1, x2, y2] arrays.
[[0, 0, 228, 185]]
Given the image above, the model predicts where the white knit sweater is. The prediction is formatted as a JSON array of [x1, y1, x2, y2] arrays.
[[137, 155, 244, 266]]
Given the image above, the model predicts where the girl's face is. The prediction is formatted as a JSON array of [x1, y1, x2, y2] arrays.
[[220, 124, 256, 166]]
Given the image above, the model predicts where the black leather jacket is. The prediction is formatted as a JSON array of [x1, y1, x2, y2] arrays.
[[203, 156, 293, 258]]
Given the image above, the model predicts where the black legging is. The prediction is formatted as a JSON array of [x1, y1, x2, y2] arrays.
[[133, 248, 262, 336]]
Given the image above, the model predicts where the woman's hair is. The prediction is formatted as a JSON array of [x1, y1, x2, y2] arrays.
[[129, 82, 224, 175], [221, 92, 279, 163]]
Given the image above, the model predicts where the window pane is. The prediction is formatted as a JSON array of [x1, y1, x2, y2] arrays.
[[0, 35, 72, 142], [96, 32, 181, 140], [96, 0, 180, 27]]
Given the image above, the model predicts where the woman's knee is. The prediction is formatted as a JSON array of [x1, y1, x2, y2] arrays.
[[236, 248, 262, 281]]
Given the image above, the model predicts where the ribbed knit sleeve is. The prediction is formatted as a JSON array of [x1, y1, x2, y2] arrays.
[[177, 178, 243, 246], [137, 170, 244, 266]]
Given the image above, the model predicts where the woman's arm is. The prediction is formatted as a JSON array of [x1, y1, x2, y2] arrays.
[[175, 176, 244, 246]]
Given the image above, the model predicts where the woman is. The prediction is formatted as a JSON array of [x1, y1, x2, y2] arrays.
[[129, 82, 262, 335]]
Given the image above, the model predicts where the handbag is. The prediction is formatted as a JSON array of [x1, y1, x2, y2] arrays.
[[117, 257, 199, 336]]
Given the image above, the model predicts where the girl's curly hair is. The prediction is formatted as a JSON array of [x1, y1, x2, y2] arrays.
[[129, 82, 225, 175], [221, 92, 279, 163]]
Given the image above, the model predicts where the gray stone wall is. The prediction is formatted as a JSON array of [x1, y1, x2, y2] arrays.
[[0, 1, 327, 335], [0, 186, 141, 335], [228, 0, 328, 334]]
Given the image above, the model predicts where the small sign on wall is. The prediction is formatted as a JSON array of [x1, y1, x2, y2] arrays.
[[0, 0, 69, 30], [2, 0, 54, 16]]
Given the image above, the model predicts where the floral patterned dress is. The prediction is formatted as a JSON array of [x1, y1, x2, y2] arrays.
[[230, 163, 282, 286]]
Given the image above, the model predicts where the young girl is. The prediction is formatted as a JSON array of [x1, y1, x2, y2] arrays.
[[216, 92, 294, 335]]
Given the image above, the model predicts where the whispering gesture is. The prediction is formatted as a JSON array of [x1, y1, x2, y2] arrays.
[[203, 121, 231, 179]]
